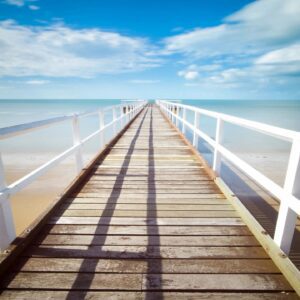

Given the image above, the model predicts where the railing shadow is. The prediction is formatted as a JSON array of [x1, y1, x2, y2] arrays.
[[145, 105, 163, 299], [220, 161, 300, 268], [195, 136, 300, 269], [64, 106, 149, 299]]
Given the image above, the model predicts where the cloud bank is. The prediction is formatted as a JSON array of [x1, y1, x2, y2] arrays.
[[0, 20, 159, 78], [166, 0, 300, 88], [1, 0, 300, 98]]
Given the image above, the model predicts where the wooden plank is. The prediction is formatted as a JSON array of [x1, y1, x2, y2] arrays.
[[77, 189, 221, 195], [74, 192, 225, 198], [98, 164, 203, 168], [2, 273, 141, 290], [36, 235, 259, 246], [49, 217, 244, 226], [141, 274, 292, 291], [66, 198, 228, 205], [0, 291, 297, 300], [104, 155, 197, 159], [82, 183, 216, 189], [60, 204, 233, 211], [24, 245, 269, 259], [71, 193, 226, 200], [82, 185, 217, 191], [42, 225, 252, 236], [88, 176, 212, 181], [86, 178, 213, 182], [14, 257, 279, 274], [59, 210, 239, 218]]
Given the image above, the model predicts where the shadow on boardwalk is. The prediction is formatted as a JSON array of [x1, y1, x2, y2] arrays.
[[1, 105, 164, 298]]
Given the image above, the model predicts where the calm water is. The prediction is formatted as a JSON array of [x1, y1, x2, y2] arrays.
[[0, 99, 121, 153], [0, 99, 299, 154]]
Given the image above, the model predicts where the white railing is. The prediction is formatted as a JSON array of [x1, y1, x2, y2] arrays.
[[0, 100, 147, 251], [157, 99, 300, 255]]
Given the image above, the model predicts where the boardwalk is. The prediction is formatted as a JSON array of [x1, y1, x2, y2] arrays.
[[0, 105, 297, 299]]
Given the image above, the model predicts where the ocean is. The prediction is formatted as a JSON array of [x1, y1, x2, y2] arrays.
[[0, 99, 299, 234], [1, 99, 299, 178]]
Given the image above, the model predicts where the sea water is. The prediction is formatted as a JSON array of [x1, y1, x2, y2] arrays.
[[0, 99, 299, 183]]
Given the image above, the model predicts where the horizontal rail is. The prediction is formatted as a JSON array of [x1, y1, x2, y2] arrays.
[[0, 115, 73, 140], [0, 103, 134, 140], [0, 100, 147, 251], [158, 100, 300, 142], [157, 99, 300, 255]]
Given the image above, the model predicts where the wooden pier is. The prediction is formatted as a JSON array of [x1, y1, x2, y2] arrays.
[[0, 105, 299, 299]]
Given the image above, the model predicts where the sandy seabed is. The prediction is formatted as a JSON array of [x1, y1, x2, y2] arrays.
[[4, 154, 80, 235]]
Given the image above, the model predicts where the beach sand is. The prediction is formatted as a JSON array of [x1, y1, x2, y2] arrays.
[[5, 155, 77, 235]]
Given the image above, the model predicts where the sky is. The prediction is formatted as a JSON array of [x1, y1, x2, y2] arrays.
[[0, 0, 300, 100]]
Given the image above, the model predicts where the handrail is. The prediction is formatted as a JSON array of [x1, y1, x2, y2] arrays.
[[0, 115, 74, 140], [0, 100, 147, 251], [157, 100, 300, 142], [0, 103, 136, 139], [157, 99, 300, 255]]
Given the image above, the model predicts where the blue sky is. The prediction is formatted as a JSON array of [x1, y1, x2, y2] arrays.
[[0, 0, 300, 99]]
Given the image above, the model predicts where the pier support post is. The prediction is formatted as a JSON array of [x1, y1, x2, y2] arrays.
[[99, 110, 105, 149], [193, 112, 199, 148], [213, 117, 224, 175], [0, 153, 16, 251], [274, 138, 300, 254], [72, 114, 84, 173]]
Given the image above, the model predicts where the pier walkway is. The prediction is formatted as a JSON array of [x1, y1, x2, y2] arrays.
[[0, 105, 298, 299]]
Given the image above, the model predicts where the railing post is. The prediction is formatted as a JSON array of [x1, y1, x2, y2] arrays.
[[176, 105, 179, 128], [0, 153, 16, 251], [129, 105, 132, 120], [212, 117, 224, 174], [171, 105, 175, 124], [99, 110, 105, 149], [193, 112, 199, 148], [274, 138, 300, 254], [123, 106, 127, 124], [182, 108, 187, 134], [112, 107, 117, 136], [120, 106, 124, 128], [72, 114, 84, 173]]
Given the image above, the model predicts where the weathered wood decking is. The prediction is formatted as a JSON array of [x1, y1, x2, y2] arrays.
[[0, 105, 297, 299]]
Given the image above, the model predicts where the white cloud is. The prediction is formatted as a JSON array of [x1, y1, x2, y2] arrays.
[[3, 0, 38, 7], [26, 80, 49, 85], [178, 70, 199, 80], [130, 79, 160, 84], [178, 64, 222, 81], [256, 44, 300, 65], [3, 0, 24, 6], [166, 0, 300, 89], [28, 4, 39, 10], [0, 20, 159, 78], [178, 64, 199, 80], [165, 0, 300, 59]]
